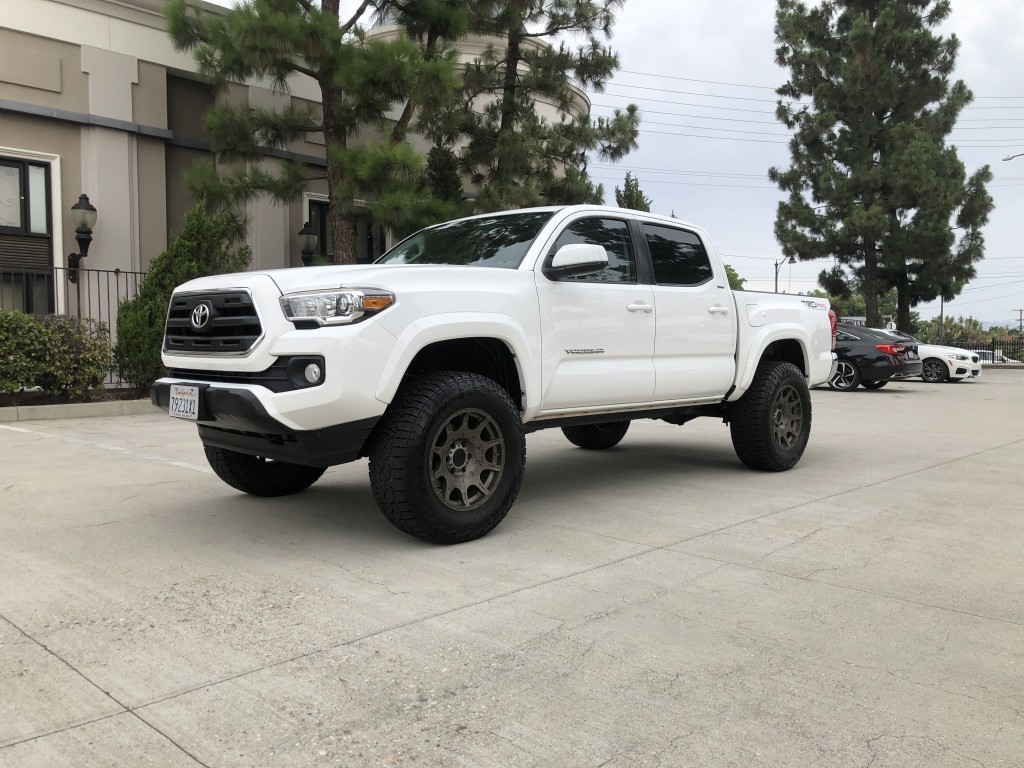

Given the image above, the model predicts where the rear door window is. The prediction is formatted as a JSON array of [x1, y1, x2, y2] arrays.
[[642, 224, 713, 286]]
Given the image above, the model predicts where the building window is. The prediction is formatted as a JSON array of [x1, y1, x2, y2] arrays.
[[308, 198, 387, 264], [0, 158, 53, 314]]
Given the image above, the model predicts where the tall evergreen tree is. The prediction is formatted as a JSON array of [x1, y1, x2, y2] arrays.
[[614, 171, 651, 211], [165, 0, 461, 264], [770, 0, 994, 330], [454, 0, 640, 210]]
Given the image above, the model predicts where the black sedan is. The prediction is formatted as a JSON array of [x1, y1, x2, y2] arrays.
[[829, 324, 923, 391]]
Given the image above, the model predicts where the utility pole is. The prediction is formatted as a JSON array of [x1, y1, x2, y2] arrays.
[[1015, 309, 1024, 333]]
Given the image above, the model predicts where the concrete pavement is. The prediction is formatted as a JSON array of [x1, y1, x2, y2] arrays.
[[1, 370, 1022, 767]]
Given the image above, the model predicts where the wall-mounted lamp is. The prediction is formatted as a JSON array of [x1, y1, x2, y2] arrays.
[[774, 255, 796, 293], [298, 220, 318, 266], [67, 194, 97, 284]]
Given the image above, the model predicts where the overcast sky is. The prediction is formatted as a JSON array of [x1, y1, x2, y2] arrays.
[[210, 0, 1024, 327], [593, 0, 1024, 328]]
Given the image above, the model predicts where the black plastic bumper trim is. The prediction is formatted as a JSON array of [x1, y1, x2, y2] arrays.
[[151, 381, 378, 467]]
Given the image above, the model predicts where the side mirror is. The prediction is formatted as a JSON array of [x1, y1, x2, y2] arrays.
[[543, 243, 609, 279]]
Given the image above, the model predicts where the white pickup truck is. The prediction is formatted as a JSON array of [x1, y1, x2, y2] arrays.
[[152, 205, 836, 543]]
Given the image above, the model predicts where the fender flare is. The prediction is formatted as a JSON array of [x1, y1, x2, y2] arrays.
[[731, 324, 812, 400], [375, 313, 540, 409]]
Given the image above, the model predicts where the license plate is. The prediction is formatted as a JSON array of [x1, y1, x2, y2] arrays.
[[168, 384, 200, 421]]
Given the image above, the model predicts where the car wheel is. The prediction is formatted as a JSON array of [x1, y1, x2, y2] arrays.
[[729, 360, 811, 472], [368, 371, 526, 545], [860, 380, 888, 389], [921, 358, 949, 383], [828, 359, 861, 391], [204, 446, 326, 497], [562, 421, 630, 450]]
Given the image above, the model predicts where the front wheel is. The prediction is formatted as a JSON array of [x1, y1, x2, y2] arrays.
[[730, 361, 811, 472], [860, 380, 888, 389], [204, 446, 325, 497], [562, 421, 630, 450], [921, 358, 949, 383], [368, 371, 526, 545]]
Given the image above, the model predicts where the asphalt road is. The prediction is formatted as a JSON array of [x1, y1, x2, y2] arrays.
[[2, 370, 1022, 767]]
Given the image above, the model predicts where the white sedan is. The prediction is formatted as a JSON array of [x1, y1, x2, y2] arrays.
[[873, 330, 981, 383]]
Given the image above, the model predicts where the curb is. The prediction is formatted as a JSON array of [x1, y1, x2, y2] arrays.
[[0, 399, 162, 423]]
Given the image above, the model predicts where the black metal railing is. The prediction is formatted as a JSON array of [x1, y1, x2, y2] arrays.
[[0, 265, 147, 386], [954, 338, 1024, 364]]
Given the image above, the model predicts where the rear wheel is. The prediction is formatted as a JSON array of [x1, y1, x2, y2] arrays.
[[368, 371, 526, 545], [562, 421, 630, 450], [921, 358, 949, 383], [204, 446, 325, 497], [828, 359, 861, 391], [730, 361, 811, 472], [860, 380, 888, 389]]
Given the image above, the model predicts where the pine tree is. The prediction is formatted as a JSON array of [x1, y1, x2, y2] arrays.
[[770, 0, 994, 330], [614, 171, 651, 212], [165, 0, 461, 264], [455, 0, 640, 210]]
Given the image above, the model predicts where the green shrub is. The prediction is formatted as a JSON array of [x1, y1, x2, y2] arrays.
[[35, 315, 112, 399], [114, 203, 252, 395], [0, 310, 48, 393]]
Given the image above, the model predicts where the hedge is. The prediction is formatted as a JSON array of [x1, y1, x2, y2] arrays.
[[0, 311, 111, 399]]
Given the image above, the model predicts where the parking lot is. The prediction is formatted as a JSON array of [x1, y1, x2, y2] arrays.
[[2, 370, 1023, 767]]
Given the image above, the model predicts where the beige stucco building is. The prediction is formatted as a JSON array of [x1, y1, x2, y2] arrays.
[[0, 0, 590, 322]]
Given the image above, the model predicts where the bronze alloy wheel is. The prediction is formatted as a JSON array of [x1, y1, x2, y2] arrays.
[[771, 383, 804, 450], [429, 407, 506, 511]]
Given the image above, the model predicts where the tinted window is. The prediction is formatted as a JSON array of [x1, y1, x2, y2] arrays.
[[552, 218, 636, 283], [643, 224, 713, 286], [378, 212, 554, 268]]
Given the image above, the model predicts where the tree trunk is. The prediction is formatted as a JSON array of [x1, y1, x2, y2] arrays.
[[862, 243, 880, 328], [896, 283, 912, 332], [495, 30, 522, 183], [320, 82, 358, 265], [391, 32, 437, 145]]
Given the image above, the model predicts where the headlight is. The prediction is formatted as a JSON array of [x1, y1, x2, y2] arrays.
[[951, 354, 969, 361], [280, 288, 394, 326]]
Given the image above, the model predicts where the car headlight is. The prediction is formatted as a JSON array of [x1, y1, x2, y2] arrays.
[[950, 354, 969, 361], [280, 288, 394, 326]]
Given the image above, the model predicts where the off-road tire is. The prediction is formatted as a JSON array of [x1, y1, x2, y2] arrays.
[[562, 421, 630, 450], [367, 371, 526, 545], [204, 445, 325, 497], [860, 380, 888, 389], [730, 360, 811, 472], [921, 358, 949, 383], [828, 359, 861, 391]]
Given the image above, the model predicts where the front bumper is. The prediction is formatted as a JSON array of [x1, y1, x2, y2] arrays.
[[151, 381, 378, 468]]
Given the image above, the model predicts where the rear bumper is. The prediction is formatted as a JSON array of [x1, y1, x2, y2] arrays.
[[151, 381, 377, 468], [862, 360, 923, 383]]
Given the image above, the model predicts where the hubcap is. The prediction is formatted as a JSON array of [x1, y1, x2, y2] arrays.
[[832, 361, 857, 389], [771, 384, 804, 450], [429, 408, 505, 511]]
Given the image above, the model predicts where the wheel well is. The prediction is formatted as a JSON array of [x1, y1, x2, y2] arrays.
[[404, 338, 524, 410], [759, 339, 807, 376]]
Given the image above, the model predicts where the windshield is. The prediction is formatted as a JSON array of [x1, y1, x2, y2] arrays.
[[377, 212, 554, 269]]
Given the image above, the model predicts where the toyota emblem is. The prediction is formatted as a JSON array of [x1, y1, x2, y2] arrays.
[[190, 302, 212, 330]]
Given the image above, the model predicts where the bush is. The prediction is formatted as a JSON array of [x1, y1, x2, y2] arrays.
[[0, 310, 48, 393], [0, 311, 110, 399], [114, 203, 252, 395], [36, 315, 111, 399]]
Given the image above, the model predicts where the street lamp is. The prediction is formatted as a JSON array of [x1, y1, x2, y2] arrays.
[[774, 255, 796, 293], [1003, 153, 1024, 162], [298, 220, 318, 266], [67, 194, 97, 284]]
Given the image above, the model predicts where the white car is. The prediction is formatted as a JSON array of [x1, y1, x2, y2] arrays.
[[876, 330, 980, 382]]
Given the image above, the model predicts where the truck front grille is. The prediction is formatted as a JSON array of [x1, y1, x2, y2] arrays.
[[164, 291, 263, 355]]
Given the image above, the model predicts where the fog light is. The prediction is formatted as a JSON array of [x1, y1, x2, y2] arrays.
[[304, 363, 322, 383]]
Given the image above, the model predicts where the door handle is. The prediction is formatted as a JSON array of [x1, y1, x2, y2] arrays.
[[627, 302, 653, 313], [708, 305, 730, 316]]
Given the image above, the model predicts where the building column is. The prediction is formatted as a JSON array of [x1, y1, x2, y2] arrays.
[[79, 47, 140, 272]]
